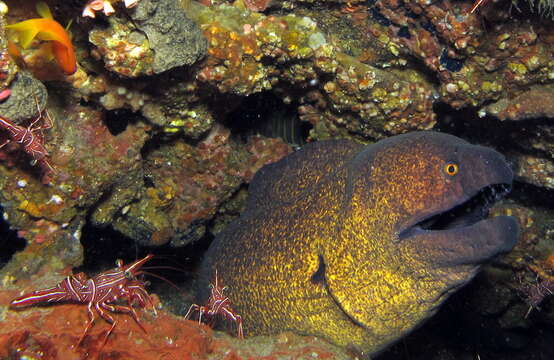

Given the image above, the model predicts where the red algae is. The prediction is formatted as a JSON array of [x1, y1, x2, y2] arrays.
[[0, 283, 350, 359], [1, 298, 213, 360]]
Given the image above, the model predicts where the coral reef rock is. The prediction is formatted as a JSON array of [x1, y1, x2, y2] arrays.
[[0, 72, 47, 123], [90, 0, 207, 77], [130, 0, 207, 74]]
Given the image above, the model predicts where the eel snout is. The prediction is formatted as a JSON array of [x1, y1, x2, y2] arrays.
[[399, 143, 519, 267]]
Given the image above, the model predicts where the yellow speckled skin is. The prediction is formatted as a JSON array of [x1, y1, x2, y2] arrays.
[[199, 132, 518, 357]]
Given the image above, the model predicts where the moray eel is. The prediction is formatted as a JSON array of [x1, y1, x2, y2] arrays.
[[199, 131, 519, 356]]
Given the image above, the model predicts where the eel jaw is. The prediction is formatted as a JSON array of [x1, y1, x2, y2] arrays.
[[398, 182, 512, 240], [398, 182, 519, 266]]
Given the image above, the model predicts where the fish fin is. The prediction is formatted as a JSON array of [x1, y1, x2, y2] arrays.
[[65, 19, 73, 32], [34, 30, 61, 43], [8, 25, 40, 49], [36, 2, 73, 41], [7, 41, 25, 68], [36, 2, 53, 20], [7, 41, 21, 58]]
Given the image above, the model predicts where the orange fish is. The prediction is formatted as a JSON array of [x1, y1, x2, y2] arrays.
[[6, 2, 77, 75]]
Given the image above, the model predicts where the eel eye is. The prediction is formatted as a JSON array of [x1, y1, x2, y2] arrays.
[[444, 163, 459, 176]]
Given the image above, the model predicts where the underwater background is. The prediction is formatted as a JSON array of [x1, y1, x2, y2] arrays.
[[0, 0, 552, 358]]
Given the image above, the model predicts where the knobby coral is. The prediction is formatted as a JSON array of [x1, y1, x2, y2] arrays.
[[82, 0, 140, 18]]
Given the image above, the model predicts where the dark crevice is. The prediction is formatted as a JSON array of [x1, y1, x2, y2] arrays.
[[77, 220, 205, 275], [510, 181, 554, 210], [226, 92, 309, 147], [0, 206, 26, 270], [75, 219, 212, 307], [440, 50, 464, 72], [104, 108, 140, 136], [435, 102, 551, 153], [76, 221, 141, 274]]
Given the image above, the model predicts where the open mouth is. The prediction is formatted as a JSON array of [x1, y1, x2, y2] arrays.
[[398, 183, 512, 240]]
